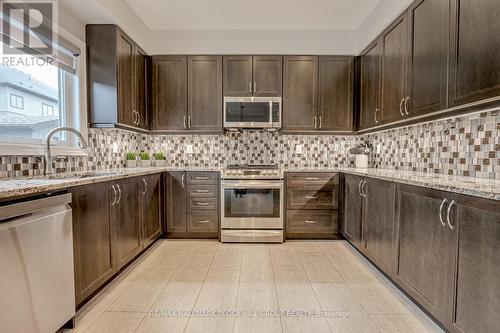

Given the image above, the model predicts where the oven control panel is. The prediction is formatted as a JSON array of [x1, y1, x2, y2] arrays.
[[223, 168, 283, 179]]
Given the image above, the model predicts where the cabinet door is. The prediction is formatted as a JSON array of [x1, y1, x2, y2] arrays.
[[117, 31, 135, 127], [363, 178, 396, 274], [112, 179, 142, 270], [449, 0, 500, 107], [343, 174, 364, 246], [380, 15, 408, 123], [188, 56, 223, 132], [282, 56, 318, 132], [223, 56, 253, 96], [449, 195, 500, 333], [318, 56, 354, 131], [152, 56, 188, 131], [71, 182, 115, 306], [253, 56, 282, 97], [165, 172, 187, 233], [395, 185, 457, 324], [407, 0, 449, 116], [135, 46, 149, 129], [359, 42, 381, 130], [141, 174, 162, 248]]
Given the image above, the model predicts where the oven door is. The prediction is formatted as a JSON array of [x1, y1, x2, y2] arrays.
[[221, 180, 283, 229], [224, 97, 281, 129]]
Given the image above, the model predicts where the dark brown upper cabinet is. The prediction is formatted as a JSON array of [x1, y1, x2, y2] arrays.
[[318, 56, 354, 131], [448, 0, 500, 107], [151, 56, 188, 131], [86, 25, 149, 131], [380, 14, 409, 124], [359, 41, 381, 130], [407, 0, 449, 116], [188, 56, 223, 132], [282, 56, 318, 132], [223, 55, 282, 97]]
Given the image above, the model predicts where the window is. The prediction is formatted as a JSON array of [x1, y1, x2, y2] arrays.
[[42, 103, 55, 116], [9, 94, 24, 109]]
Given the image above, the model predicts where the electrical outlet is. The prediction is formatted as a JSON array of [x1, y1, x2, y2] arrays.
[[112, 142, 118, 153], [296, 144, 303, 154], [186, 144, 193, 154]]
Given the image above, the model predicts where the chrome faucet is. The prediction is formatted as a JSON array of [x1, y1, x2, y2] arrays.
[[44, 127, 89, 175]]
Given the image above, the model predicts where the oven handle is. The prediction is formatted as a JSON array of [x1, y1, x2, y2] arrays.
[[222, 181, 283, 189]]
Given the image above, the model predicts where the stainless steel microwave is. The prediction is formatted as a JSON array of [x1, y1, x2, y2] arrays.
[[223, 97, 282, 130]]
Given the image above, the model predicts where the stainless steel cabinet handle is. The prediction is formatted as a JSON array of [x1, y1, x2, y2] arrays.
[[358, 180, 364, 197], [248, 82, 252, 94], [196, 220, 210, 224], [142, 178, 147, 194], [304, 220, 318, 224], [196, 202, 210, 206], [374, 108, 379, 124], [188, 115, 191, 129], [133, 111, 137, 125], [319, 116, 322, 129], [138, 112, 141, 125], [439, 198, 448, 227], [181, 174, 185, 188], [253, 82, 257, 94], [404, 96, 410, 115], [116, 184, 122, 205], [183, 116, 187, 130], [111, 185, 117, 206], [195, 176, 209, 180], [195, 189, 210, 193], [305, 196, 319, 199], [399, 98, 405, 116], [314, 116, 317, 129], [447, 200, 456, 230], [306, 177, 319, 181], [361, 180, 368, 197]]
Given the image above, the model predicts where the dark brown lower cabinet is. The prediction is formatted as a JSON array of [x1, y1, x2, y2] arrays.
[[165, 171, 219, 238], [448, 194, 500, 333], [285, 172, 340, 239], [141, 174, 162, 248], [343, 174, 364, 246], [71, 173, 163, 308], [395, 184, 457, 325], [71, 182, 115, 307]]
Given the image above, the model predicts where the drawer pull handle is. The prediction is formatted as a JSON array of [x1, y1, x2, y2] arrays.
[[305, 196, 319, 200], [305, 177, 319, 180], [195, 189, 210, 193], [196, 220, 210, 224], [196, 202, 210, 206], [195, 176, 210, 180], [305, 220, 318, 224]]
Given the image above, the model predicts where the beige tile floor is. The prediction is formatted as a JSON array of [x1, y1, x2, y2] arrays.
[[63, 240, 445, 333]]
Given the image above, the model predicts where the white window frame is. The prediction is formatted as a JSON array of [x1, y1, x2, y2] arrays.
[[0, 26, 88, 157], [42, 103, 54, 116], [10, 93, 24, 109]]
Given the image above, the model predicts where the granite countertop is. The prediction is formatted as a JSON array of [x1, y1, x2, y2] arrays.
[[0, 166, 498, 201], [284, 167, 500, 201]]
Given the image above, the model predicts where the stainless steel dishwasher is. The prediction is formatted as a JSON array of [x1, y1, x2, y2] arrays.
[[0, 193, 75, 333]]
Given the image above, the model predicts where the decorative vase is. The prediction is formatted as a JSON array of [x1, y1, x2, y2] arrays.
[[139, 160, 151, 168], [154, 160, 167, 167], [126, 160, 137, 168]]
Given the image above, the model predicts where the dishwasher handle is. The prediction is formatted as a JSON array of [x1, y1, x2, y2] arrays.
[[0, 193, 72, 222]]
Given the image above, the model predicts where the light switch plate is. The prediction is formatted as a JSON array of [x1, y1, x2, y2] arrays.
[[112, 142, 118, 153], [296, 144, 303, 154], [376, 144, 382, 154], [186, 144, 193, 154]]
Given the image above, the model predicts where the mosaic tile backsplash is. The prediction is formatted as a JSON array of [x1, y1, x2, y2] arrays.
[[0, 110, 498, 179]]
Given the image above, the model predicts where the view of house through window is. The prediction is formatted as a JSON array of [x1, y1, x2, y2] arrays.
[[0, 54, 74, 143]]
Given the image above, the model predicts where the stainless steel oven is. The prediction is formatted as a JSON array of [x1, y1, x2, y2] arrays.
[[223, 97, 281, 130], [221, 165, 284, 243]]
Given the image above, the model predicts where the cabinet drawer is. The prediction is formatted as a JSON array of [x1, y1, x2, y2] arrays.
[[188, 197, 218, 210], [287, 173, 339, 186], [187, 211, 219, 232], [187, 185, 218, 198], [286, 210, 338, 233], [187, 172, 218, 185], [287, 187, 338, 210]]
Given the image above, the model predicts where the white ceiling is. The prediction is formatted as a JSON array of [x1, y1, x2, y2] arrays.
[[125, 0, 381, 30]]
